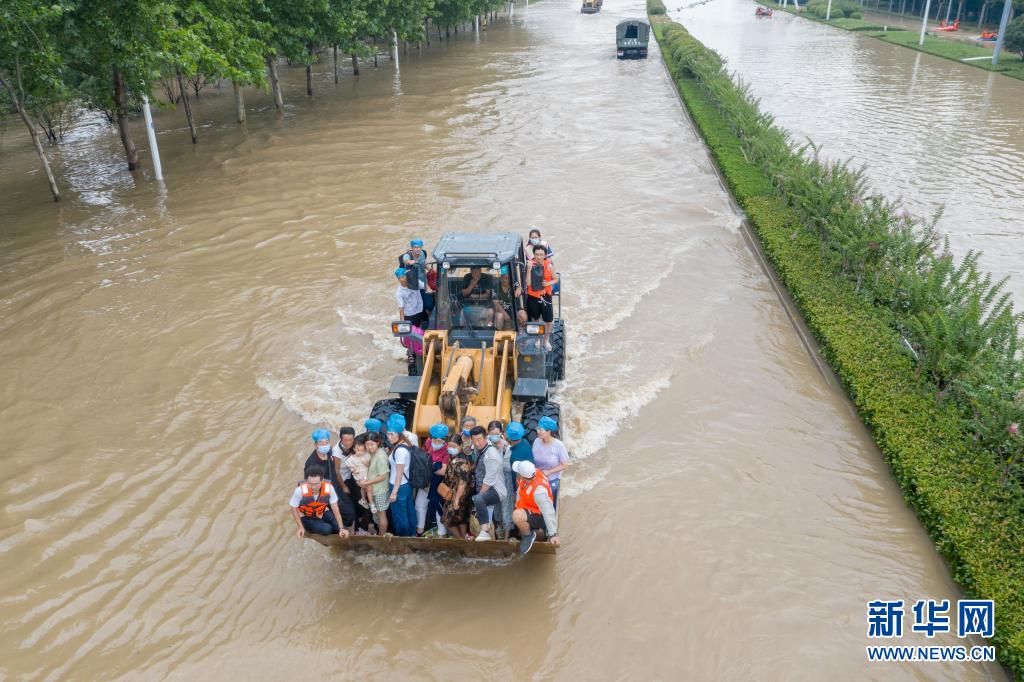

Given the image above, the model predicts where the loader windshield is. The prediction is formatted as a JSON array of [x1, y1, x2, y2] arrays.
[[439, 266, 500, 330]]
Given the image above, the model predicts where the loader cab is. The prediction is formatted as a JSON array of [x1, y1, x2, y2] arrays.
[[432, 232, 527, 348]]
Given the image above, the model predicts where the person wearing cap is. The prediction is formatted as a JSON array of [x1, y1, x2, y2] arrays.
[[304, 428, 356, 531], [469, 426, 506, 541], [505, 421, 532, 506], [395, 267, 428, 329], [289, 463, 350, 538], [531, 416, 569, 507], [363, 418, 390, 453], [400, 239, 434, 314], [511, 460, 558, 554], [425, 423, 452, 536], [385, 414, 417, 537]]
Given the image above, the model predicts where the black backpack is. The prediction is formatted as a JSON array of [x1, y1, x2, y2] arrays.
[[407, 445, 432, 489]]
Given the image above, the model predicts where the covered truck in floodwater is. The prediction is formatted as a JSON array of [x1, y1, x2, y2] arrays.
[[616, 20, 650, 59]]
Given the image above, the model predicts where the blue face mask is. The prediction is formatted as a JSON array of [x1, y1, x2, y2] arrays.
[[487, 434, 501, 444], [462, 429, 471, 436], [316, 444, 331, 455]]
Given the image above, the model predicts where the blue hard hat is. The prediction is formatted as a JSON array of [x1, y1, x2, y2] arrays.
[[364, 417, 383, 433], [429, 423, 450, 439], [311, 428, 331, 443], [506, 421, 525, 440], [410, 239, 424, 247], [395, 267, 407, 279], [386, 414, 406, 434], [537, 416, 557, 432]]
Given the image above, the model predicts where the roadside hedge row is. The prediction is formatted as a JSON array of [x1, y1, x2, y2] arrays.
[[647, 0, 667, 15], [650, 16, 1024, 676]]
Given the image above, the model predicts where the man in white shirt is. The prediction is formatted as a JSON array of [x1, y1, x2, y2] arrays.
[[395, 267, 428, 328], [289, 464, 350, 538]]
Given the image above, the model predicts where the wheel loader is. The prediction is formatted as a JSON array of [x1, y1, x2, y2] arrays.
[[369, 232, 565, 444]]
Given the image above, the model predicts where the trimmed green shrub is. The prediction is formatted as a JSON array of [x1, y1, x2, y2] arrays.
[[648, 0, 667, 15], [651, 17, 1024, 676]]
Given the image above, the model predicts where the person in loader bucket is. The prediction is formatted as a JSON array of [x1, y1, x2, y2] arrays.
[[511, 460, 558, 555], [290, 463, 350, 538]]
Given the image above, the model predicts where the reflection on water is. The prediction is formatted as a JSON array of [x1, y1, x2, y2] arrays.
[[0, 0, 1008, 679]]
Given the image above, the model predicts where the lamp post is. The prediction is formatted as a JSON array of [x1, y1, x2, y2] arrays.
[[141, 93, 163, 181], [919, 0, 933, 45], [991, 0, 1014, 65]]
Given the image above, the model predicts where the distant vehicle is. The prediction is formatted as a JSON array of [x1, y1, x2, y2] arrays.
[[616, 19, 650, 59], [755, 6, 773, 17], [582, 0, 600, 13]]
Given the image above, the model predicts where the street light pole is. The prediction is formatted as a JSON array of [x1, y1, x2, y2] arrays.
[[991, 0, 1014, 65], [919, 0, 933, 45], [141, 93, 163, 181]]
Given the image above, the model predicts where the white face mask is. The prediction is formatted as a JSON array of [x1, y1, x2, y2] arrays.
[[530, 238, 540, 245], [432, 439, 445, 449], [316, 444, 331, 455], [447, 447, 459, 456]]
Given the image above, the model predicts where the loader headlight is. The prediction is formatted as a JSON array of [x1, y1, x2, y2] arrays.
[[392, 321, 412, 336], [525, 323, 546, 335]]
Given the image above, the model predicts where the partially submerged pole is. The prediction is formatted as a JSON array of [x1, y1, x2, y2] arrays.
[[827, 0, 833, 19], [392, 29, 400, 72], [919, 0, 933, 44], [141, 93, 163, 181], [991, 0, 1013, 65]]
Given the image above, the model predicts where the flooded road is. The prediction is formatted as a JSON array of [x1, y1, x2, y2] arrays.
[[0, 0, 1008, 679], [675, 0, 1024, 303]]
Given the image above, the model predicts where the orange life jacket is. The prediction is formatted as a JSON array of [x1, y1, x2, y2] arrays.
[[297, 481, 332, 518], [515, 471, 553, 515], [526, 259, 554, 299]]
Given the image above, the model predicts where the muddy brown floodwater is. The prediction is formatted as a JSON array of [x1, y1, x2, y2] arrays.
[[0, 0, 1010, 679]]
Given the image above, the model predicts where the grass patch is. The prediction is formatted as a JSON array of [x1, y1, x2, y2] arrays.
[[830, 17, 885, 30], [651, 15, 1024, 677], [874, 30, 1024, 79]]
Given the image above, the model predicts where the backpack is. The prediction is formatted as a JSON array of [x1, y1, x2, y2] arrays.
[[407, 444, 432, 489]]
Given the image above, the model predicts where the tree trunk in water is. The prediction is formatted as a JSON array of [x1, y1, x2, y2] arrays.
[[233, 81, 246, 123], [0, 73, 60, 201], [176, 67, 198, 144], [113, 68, 139, 170], [351, 53, 360, 76], [333, 46, 339, 84], [425, 18, 430, 45], [266, 55, 284, 108], [306, 44, 314, 97]]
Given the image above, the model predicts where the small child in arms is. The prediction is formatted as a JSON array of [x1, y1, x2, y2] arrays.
[[346, 435, 374, 512]]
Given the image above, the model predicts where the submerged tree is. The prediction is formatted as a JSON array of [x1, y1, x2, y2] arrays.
[[0, 0, 67, 201]]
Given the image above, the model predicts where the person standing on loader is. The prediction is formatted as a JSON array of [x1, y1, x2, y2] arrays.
[[525, 244, 557, 350], [400, 238, 433, 314], [395, 267, 428, 329]]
